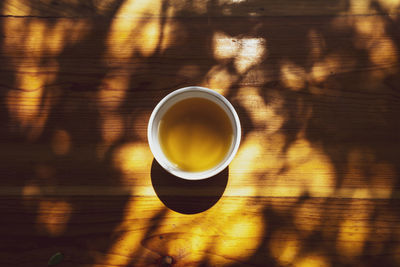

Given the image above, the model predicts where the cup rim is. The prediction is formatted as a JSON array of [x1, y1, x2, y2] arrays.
[[147, 86, 241, 180]]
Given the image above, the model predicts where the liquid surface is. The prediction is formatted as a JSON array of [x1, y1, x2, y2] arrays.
[[159, 97, 233, 172]]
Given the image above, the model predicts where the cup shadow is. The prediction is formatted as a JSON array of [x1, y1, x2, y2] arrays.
[[151, 159, 228, 214]]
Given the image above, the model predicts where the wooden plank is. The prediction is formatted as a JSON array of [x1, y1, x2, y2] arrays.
[[1, 1, 400, 266], [1, 15, 399, 198], [1, 196, 400, 266], [1, 0, 400, 18]]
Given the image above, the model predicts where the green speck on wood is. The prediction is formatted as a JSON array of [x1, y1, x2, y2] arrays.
[[48, 252, 64, 266]]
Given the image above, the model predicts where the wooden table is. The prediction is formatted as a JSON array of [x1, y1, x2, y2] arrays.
[[1, 1, 400, 266]]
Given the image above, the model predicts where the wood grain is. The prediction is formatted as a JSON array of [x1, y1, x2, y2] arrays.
[[1, 0, 400, 266], [2, 0, 399, 17], [2, 196, 400, 266]]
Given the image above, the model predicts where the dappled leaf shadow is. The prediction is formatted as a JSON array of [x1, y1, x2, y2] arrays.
[[1, 0, 400, 266]]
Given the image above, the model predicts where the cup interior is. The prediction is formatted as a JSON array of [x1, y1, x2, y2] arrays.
[[148, 87, 241, 180]]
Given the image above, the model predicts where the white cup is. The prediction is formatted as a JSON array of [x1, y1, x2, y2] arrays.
[[147, 86, 241, 180]]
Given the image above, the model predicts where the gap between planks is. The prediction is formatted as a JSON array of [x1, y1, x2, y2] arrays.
[[0, 185, 397, 199]]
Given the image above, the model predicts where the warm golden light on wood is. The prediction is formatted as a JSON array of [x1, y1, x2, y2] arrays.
[[113, 142, 153, 183], [1, 0, 400, 266], [36, 200, 72, 236]]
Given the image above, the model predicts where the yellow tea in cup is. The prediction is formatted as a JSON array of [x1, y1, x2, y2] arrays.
[[158, 97, 233, 172]]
